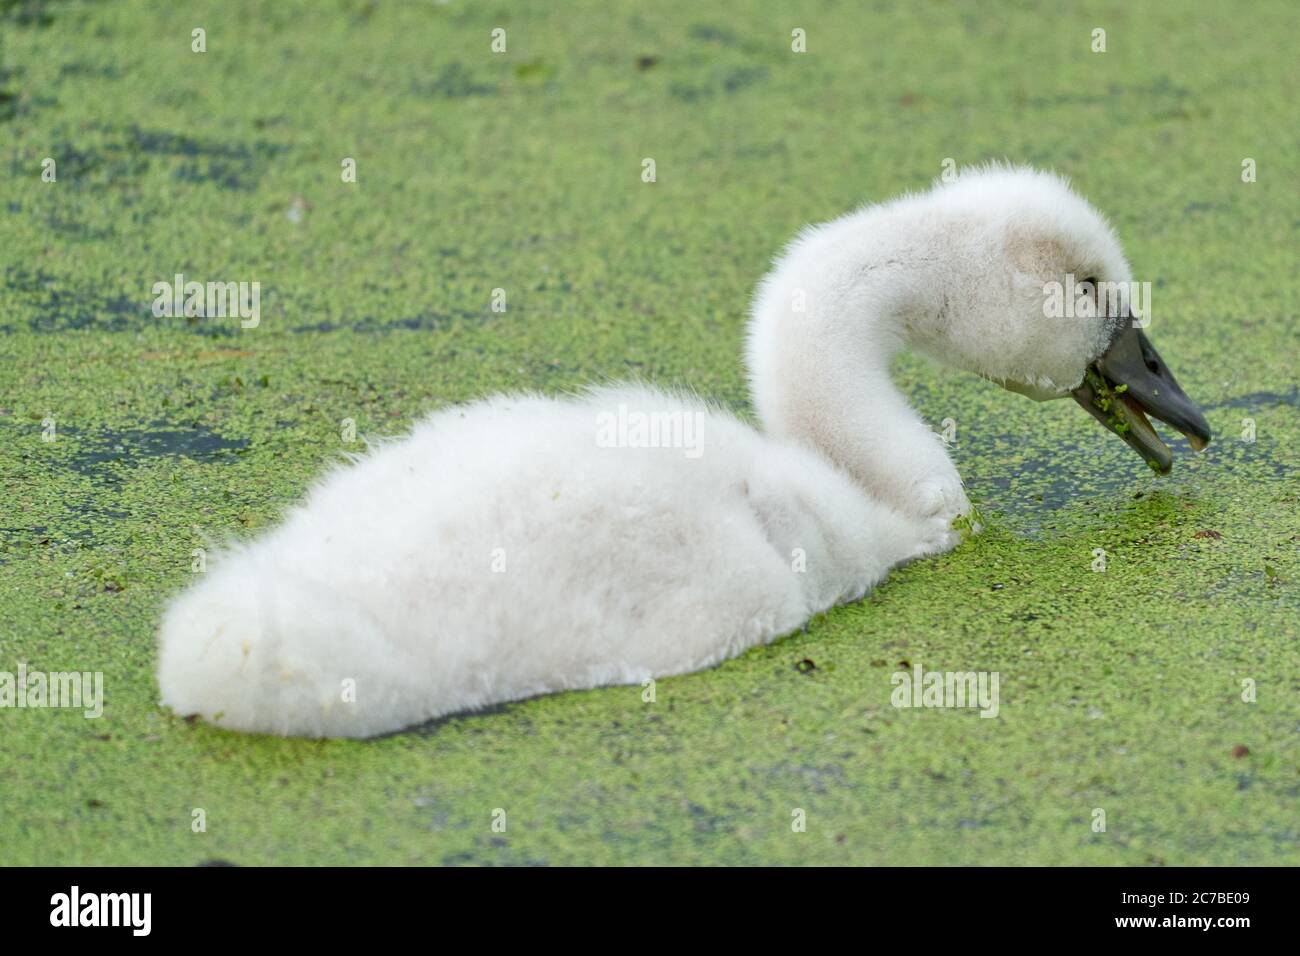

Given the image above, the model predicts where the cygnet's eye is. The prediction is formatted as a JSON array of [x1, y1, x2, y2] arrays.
[[1079, 276, 1098, 299]]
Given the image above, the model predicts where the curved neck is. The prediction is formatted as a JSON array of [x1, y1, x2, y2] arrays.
[[746, 207, 957, 507]]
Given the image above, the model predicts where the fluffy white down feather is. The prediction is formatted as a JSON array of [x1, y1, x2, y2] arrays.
[[158, 386, 954, 737]]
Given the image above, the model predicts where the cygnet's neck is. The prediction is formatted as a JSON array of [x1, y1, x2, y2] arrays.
[[746, 202, 962, 510]]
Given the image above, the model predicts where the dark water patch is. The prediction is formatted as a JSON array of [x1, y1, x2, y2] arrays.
[[671, 65, 769, 102], [58, 61, 125, 80], [48, 124, 292, 191], [59, 501, 130, 541], [123, 127, 290, 191], [4, 263, 55, 295], [291, 310, 476, 334], [1184, 200, 1233, 216], [24, 138, 152, 184], [22, 140, 98, 179], [0, 499, 131, 557], [690, 24, 740, 46], [915, 377, 1297, 530], [127, 127, 281, 162], [59, 421, 249, 477], [1203, 386, 1299, 411], [1014, 77, 1191, 113], [5, 502, 131, 553], [971, 427, 1292, 534], [0, 265, 253, 335], [976, 434, 1170, 516], [0, 80, 54, 122], [0, 87, 17, 122], [685, 800, 728, 834], [0, 0, 58, 27], [173, 159, 255, 191], [1188, 435, 1295, 479], [749, 761, 848, 796], [722, 66, 767, 92], [411, 63, 497, 99], [42, 209, 115, 241], [67, 501, 129, 521], [1, 265, 149, 331], [0, 523, 49, 563]]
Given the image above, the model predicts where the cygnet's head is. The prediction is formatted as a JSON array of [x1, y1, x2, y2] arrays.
[[916, 165, 1211, 472]]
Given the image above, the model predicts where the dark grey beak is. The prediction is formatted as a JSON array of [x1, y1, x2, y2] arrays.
[[1071, 324, 1212, 474]]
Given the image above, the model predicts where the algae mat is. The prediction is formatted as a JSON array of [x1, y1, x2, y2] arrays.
[[0, 0, 1296, 865]]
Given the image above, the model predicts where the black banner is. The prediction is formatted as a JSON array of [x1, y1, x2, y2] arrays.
[[0, 866, 1284, 941]]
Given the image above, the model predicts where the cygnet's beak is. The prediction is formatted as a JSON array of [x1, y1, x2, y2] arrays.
[[1071, 322, 1212, 474]]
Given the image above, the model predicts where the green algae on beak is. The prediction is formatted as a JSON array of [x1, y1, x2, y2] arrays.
[[1072, 368, 1171, 473], [1072, 326, 1213, 474]]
